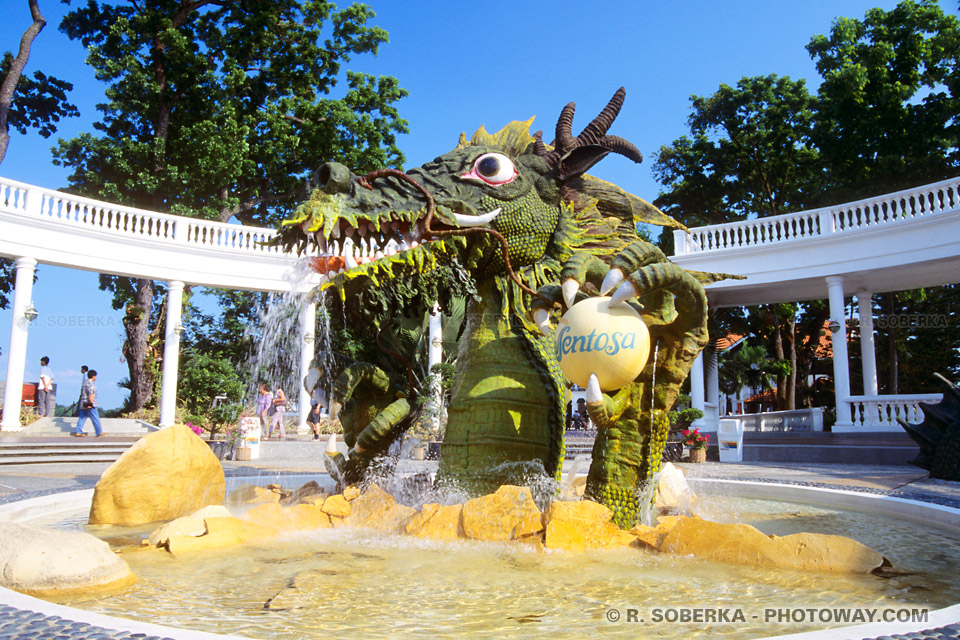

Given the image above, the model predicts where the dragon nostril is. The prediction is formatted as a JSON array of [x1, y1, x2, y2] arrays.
[[314, 162, 354, 194]]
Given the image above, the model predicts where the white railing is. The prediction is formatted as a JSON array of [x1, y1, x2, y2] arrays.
[[845, 394, 943, 429], [0, 176, 292, 256], [727, 407, 825, 432], [674, 176, 960, 255]]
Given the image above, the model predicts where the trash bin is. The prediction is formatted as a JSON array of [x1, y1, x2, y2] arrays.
[[717, 418, 744, 462]]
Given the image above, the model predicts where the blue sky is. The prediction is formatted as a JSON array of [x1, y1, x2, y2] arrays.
[[0, 0, 923, 410]]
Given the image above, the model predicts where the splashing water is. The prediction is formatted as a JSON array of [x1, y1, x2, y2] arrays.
[[245, 259, 320, 408]]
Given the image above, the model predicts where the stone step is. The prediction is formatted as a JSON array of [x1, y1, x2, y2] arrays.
[[0, 438, 134, 465], [22, 417, 158, 436]]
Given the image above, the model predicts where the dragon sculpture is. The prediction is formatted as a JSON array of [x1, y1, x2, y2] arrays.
[[277, 89, 713, 527]]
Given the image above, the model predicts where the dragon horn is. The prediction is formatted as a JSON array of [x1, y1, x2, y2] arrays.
[[578, 87, 626, 145], [599, 134, 643, 164], [554, 102, 577, 153]]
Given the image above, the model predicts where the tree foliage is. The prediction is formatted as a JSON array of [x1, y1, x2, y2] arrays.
[[656, 1, 960, 408], [808, 0, 960, 200], [653, 74, 821, 248], [52, 0, 408, 411], [0, 0, 78, 164], [55, 0, 407, 224], [178, 350, 245, 416]]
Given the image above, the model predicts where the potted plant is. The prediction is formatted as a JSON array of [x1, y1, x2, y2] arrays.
[[681, 428, 710, 463]]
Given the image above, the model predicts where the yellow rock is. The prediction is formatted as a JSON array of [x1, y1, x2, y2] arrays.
[[286, 504, 331, 530], [242, 502, 286, 530], [166, 516, 275, 554], [241, 502, 330, 532], [630, 515, 687, 550], [281, 481, 326, 506], [321, 494, 352, 518], [601, 522, 639, 548], [342, 485, 361, 501], [347, 483, 415, 533], [405, 503, 463, 540], [658, 517, 885, 573], [769, 532, 886, 573], [147, 505, 232, 547], [89, 424, 225, 526], [461, 485, 543, 542], [544, 500, 634, 551], [226, 484, 280, 507], [302, 495, 326, 506]]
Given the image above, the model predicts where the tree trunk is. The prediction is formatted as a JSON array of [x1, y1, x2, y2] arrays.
[[786, 312, 797, 410], [0, 0, 47, 164], [766, 305, 788, 410], [121, 278, 156, 411], [885, 292, 899, 394]]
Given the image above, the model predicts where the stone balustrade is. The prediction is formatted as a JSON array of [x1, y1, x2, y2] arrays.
[[674, 176, 960, 255], [845, 394, 944, 431]]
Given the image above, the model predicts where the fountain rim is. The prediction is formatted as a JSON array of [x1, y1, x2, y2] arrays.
[[1, 481, 959, 640]]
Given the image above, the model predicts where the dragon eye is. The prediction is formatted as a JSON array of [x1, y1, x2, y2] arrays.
[[459, 153, 518, 186]]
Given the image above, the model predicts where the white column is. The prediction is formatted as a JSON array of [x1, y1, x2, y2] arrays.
[[428, 304, 443, 429], [158, 280, 184, 428], [857, 290, 879, 396], [689, 351, 706, 427], [826, 276, 853, 430], [705, 347, 720, 428], [1, 257, 38, 431], [298, 299, 317, 431]]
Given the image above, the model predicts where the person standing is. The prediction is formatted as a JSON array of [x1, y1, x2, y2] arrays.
[[37, 357, 54, 417], [256, 383, 273, 439], [270, 386, 287, 440], [74, 369, 103, 437]]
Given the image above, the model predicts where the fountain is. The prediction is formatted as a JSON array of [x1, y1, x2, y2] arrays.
[[2, 89, 959, 640]]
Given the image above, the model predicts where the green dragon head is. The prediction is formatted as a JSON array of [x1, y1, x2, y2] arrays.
[[277, 88, 685, 322]]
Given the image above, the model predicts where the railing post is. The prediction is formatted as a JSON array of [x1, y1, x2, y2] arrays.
[[673, 229, 689, 254], [25, 188, 44, 216], [818, 210, 834, 236]]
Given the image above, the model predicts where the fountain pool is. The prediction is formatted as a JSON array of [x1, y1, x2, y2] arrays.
[[15, 479, 960, 640]]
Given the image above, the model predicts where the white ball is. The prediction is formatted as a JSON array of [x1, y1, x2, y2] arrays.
[[554, 296, 650, 391]]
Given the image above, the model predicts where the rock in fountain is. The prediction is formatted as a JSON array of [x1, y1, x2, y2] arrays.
[[0, 522, 136, 597], [89, 424, 225, 526]]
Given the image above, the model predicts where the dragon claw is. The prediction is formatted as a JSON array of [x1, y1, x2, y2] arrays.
[[329, 399, 342, 418], [562, 279, 580, 309], [600, 268, 624, 296], [586, 373, 602, 403], [325, 434, 339, 456], [533, 308, 551, 336], [609, 280, 638, 306]]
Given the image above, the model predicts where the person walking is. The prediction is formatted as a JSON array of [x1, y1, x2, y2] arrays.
[[256, 383, 273, 439], [37, 356, 54, 417], [270, 386, 287, 440], [74, 365, 88, 416], [306, 397, 323, 440], [74, 369, 103, 437]]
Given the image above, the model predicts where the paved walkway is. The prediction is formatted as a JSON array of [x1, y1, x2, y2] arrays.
[[0, 449, 959, 639]]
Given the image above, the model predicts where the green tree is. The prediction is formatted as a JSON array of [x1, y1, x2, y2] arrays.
[[0, 0, 79, 309], [807, 0, 960, 201], [653, 74, 822, 254], [0, 0, 78, 164], [178, 350, 245, 416], [654, 76, 821, 410], [54, 0, 408, 410]]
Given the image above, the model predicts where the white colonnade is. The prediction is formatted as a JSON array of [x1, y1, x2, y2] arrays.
[[1, 257, 38, 431]]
